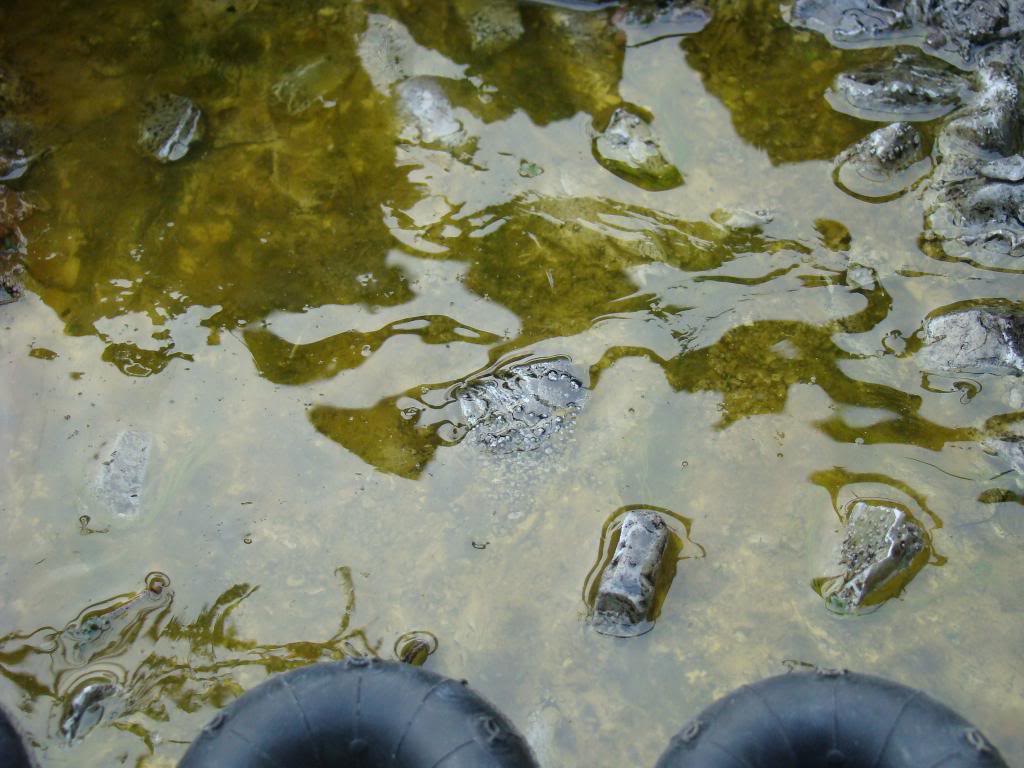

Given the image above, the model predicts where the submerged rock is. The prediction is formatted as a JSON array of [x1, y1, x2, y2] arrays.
[[395, 76, 467, 148], [593, 510, 669, 637], [91, 431, 152, 519], [457, 359, 586, 455], [918, 307, 1024, 376], [137, 94, 203, 163], [827, 53, 967, 121], [452, 0, 524, 55], [818, 501, 927, 614], [833, 121, 928, 198], [593, 107, 682, 190], [61, 681, 122, 743]]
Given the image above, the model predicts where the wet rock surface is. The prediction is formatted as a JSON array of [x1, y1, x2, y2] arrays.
[[918, 307, 1024, 375], [790, 0, 1024, 67], [833, 121, 928, 198], [593, 510, 669, 637], [819, 500, 927, 614], [925, 65, 1024, 260], [457, 359, 586, 455], [137, 94, 203, 163], [593, 107, 682, 190], [826, 52, 967, 120]]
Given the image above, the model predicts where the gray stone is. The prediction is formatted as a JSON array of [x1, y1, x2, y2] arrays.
[[457, 359, 586, 455], [982, 155, 1024, 182], [93, 430, 151, 519], [827, 53, 967, 121], [593, 107, 682, 190], [820, 501, 926, 614], [833, 122, 927, 198], [918, 307, 1024, 376], [593, 510, 669, 637], [137, 94, 202, 163]]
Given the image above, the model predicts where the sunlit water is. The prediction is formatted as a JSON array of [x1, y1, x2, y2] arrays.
[[0, 1, 1022, 766]]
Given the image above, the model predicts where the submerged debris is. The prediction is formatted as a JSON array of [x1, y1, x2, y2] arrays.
[[593, 107, 682, 190], [457, 359, 587, 455], [592, 510, 669, 637], [918, 306, 1024, 376], [138, 94, 203, 163], [817, 501, 928, 614], [394, 630, 438, 666], [832, 121, 928, 198]]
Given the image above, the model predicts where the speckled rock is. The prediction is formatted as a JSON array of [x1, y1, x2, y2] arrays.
[[819, 501, 927, 614], [137, 94, 203, 163]]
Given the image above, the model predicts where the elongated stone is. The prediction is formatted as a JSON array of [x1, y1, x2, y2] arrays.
[[594, 510, 668, 636]]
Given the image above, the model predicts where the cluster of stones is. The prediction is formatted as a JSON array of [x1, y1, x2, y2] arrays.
[[791, 0, 1024, 611], [793, 0, 1024, 260]]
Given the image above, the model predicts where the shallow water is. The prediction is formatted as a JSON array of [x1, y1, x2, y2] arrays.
[[1, 1, 1022, 765]]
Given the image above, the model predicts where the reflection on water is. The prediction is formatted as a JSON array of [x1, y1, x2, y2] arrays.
[[1, 0, 1023, 765]]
